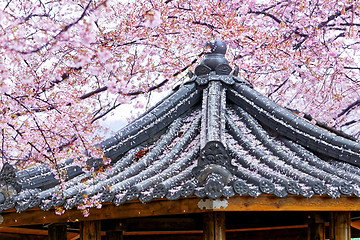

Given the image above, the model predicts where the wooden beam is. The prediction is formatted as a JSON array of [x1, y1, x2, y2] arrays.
[[70, 235, 80, 240], [90, 229, 310, 240], [224, 195, 360, 212], [227, 225, 308, 232], [203, 212, 226, 240], [0, 232, 48, 240], [48, 223, 67, 240], [351, 220, 360, 230], [124, 230, 203, 235], [125, 217, 200, 231], [0, 226, 48, 235], [105, 231, 123, 240], [1, 198, 206, 227], [118, 233, 203, 240], [0, 226, 78, 239], [330, 212, 351, 240], [80, 221, 101, 240], [2, 196, 360, 227], [227, 228, 308, 240], [0, 225, 313, 237], [121, 224, 313, 235]]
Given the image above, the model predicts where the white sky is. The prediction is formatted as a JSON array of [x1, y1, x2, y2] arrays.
[[100, 88, 173, 135]]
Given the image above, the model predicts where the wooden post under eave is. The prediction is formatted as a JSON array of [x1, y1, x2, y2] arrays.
[[330, 212, 335, 240], [307, 213, 325, 240], [48, 223, 67, 240], [204, 212, 226, 240], [80, 221, 101, 240], [330, 212, 351, 240], [103, 219, 125, 240]]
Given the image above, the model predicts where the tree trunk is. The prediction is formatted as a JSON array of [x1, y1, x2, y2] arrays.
[[203, 212, 226, 240]]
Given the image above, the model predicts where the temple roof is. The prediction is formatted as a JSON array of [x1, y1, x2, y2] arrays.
[[1, 40, 360, 213]]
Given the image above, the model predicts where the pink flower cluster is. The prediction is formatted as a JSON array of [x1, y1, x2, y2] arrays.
[[0, 0, 359, 216]]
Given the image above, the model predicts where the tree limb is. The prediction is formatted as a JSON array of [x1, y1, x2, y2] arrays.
[[249, 10, 282, 24], [337, 99, 360, 117], [318, 5, 353, 28]]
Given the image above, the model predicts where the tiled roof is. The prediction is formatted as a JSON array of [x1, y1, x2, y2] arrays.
[[1, 40, 360, 213]]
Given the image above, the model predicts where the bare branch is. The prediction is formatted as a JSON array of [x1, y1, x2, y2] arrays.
[[192, 21, 217, 30], [337, 99, 360, 117], [267, 71, 295, 98], [12, 0, 108, 54], [80, 53, 202, 100], [79, 86, 108, 100], [249, 10, 282, 24], [91, 102, 124, 123], [318, 5, 353, 28], [344, 66, 360, 70]]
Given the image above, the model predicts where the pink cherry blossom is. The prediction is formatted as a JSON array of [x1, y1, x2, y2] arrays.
[[144, 10, 162, 28], [0, 0, 358, 189]]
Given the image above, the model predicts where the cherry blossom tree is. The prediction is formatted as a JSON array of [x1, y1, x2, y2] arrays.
[[1, 0, 359, 176]]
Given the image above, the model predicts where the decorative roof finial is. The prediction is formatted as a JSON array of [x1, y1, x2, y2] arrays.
[[204, 39, 227, 55], [195, 39, 232, 76]]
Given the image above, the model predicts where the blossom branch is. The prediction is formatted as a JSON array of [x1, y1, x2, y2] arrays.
[[13, 0, 108, 54], [249, 10, 282, 24], [318, 5, 353, 28], [337, 99, 360, 118]]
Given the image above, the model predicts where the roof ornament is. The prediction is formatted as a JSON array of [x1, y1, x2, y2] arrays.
[[0, 163, 21, 206], [190, 39, 249, 86], [195, 40, 231, 75], [192, 40, 236, 85], [192, 40, 237, 199]]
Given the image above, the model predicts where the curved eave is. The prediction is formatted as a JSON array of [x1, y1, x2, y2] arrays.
[[17, 82, 201, 190], [8, 75, 360, 215], [228, 82, 360, 166], [225, 103, 360, 199], [10, 105, 203, 213], [100, 82, 201, 160], [8, 96, 360, 214]]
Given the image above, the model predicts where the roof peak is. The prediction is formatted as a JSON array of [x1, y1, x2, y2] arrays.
[[204, 39, 227, 55], [195, 39, 232, 76]]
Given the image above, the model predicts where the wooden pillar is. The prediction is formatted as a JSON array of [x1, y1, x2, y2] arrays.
[[329, 212, 351, 240], [80, 220, 101, 240], [330, 212, 335, 240], [48, 223, 67, 240], [103, 219, 125, 240], [307, 213, 325, 240], [203, 212, 226, 240]]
